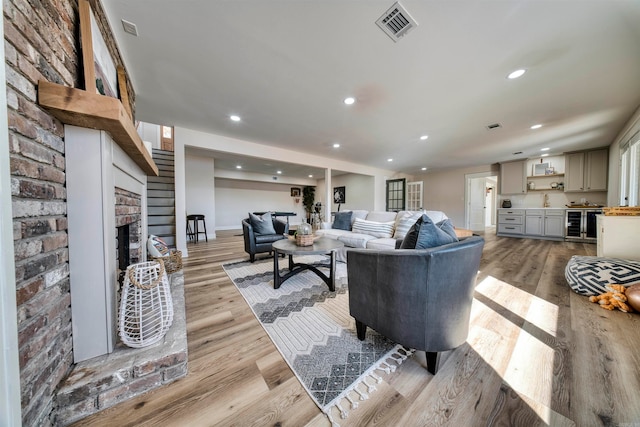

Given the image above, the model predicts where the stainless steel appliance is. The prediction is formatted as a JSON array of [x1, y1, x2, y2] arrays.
[[565, 209, 602, 242]]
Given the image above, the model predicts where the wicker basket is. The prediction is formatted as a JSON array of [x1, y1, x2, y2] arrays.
[[151, 249, 183, 273], [603, 207, 640, 216], [119, 260, 174, 348], [296, 234, 315, 246]]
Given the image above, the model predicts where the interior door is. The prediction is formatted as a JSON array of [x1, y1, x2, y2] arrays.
[[406, 181, 423, 210], [468, 177, 486, 231]]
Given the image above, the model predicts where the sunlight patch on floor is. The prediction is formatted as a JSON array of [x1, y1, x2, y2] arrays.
[[473, 275, 560, 410]]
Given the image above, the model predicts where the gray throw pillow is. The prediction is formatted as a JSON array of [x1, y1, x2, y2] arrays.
[[249, 212, 276, 235], [332, 211, 352, 230], [400, 214, 457, 249]]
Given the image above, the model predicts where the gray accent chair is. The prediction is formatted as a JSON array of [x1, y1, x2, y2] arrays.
[[347, 235, 484, 374], [242, 217, 289, 262]]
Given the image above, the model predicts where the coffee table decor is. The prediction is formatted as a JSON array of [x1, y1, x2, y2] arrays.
[[222, 255, 413, 425]]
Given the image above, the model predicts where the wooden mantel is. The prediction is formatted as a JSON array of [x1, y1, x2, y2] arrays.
[[38, 81, 159, 176]]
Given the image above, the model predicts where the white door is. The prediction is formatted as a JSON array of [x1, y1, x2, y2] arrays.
[[468, 177, 486, 231], [406, 181, 423, 210]]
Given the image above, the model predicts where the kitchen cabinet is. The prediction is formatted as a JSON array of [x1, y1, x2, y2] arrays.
[[597, 215, 640, 261], [565, 148, 608, 192], [498, 208, 565, 240], [500, 160, 527, 194], [497, 209, 524, 235], [544, 210, 565, 237], [525, 210, 543, 235]]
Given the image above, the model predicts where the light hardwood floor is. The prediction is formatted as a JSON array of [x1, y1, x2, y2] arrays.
[[74, 230, 640, 426]]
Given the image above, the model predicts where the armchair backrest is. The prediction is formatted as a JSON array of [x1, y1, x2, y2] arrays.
[[347, 235, 484, 352]]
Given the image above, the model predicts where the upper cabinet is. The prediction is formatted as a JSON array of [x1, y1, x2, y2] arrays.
[[500, 160, 527, 194], [564, 148, 608, 192]]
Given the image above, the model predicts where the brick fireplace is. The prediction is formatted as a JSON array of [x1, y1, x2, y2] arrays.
[[56, 126, 187, 425]]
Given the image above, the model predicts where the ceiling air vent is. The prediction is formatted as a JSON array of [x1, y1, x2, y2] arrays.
[[486, 123, 502, 130], [376, 2, 418, 42], [121, 19, 138, 36]]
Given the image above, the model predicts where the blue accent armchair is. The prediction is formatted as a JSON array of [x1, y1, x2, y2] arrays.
[[347, 235, 484, 374], [242, 217, 289, 262]]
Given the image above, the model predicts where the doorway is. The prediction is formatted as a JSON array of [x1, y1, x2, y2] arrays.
[[465, 172, 498, 232]]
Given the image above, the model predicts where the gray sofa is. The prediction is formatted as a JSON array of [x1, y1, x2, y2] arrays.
[[347, 235, 485, 374], [315, 210, 449, 262]]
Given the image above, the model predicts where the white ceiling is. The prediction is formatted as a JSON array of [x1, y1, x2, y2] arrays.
[[103, 0, 640, 176]]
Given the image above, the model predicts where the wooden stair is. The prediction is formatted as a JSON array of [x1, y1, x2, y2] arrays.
[[147, 149, 176, 247]]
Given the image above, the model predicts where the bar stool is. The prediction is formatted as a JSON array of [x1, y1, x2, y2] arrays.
[[186, 214, 208, 243]]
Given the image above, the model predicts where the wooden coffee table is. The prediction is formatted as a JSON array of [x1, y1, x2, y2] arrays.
[[271, 238, 344, 291]]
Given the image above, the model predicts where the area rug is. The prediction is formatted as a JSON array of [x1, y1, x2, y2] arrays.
[[222, 255, 412, 425]]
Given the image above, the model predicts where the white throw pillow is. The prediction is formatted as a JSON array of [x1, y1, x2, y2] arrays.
[[351, 218, 395, 238], [393, 211, 423, 239], [148, 234, 169, 257]]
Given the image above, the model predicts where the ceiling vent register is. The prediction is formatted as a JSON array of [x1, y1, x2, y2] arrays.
[[376, 2, 418, 42]]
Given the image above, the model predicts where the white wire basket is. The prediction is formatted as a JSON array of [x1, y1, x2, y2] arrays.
[[119, 260, 174, 348]]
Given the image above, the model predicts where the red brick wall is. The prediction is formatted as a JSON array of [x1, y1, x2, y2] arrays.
[[4, 0, 131, 424]]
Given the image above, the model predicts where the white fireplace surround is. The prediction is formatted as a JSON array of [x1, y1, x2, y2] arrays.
[[65, 125, 148, 363]]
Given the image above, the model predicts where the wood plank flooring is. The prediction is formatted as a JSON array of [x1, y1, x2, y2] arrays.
[[73, 230, 640, 426]]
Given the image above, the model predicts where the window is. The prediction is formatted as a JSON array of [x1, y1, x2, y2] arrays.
[[386, 178, 406, 212], [620, 132, 640, 206]]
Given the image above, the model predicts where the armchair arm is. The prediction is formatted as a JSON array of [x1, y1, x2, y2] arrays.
[[242, 219, 257, 253], [272, 218, 289, 235]]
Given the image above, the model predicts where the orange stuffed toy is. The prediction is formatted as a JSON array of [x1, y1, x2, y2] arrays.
[[589, 284, 633, 313]]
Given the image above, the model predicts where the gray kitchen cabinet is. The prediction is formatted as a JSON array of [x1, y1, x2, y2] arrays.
[[500, 160, 527, 194], [525, 209, 543, 235], [498, 208, 565, 240], [497, 209, 524, 235], [564, 148, 608, 192], [544, 210, 565, 237]]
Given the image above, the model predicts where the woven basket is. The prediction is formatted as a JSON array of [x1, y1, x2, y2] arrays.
[[603, 207, 640, 216], [119, 260, 174, 348], [151, 249, 183, 274], [296, 234, 315, 246]]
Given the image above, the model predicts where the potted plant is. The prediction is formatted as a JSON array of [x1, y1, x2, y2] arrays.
[[302, 186, 315, 222]]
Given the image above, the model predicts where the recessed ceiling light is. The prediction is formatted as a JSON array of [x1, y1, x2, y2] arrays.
[[541, 153, 549, 157], [236, 165, 242, 169], [420, 135, 429, 140], [421, 167, 427, 171], [507, 69, 526, 79], [230, 115, 241, 122], [541, 147, 550, 151], [277, 170, 282, 174], [308, 174, 313, 178], [344, 97, 355, 105], [387, 158, 393, 162], [333, 143, 340, 148], [531, 124, 543, 129]]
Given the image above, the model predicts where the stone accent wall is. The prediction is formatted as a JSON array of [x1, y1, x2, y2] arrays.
[[4, 0, 134, 424]]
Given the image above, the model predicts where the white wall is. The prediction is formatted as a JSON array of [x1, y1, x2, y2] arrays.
[[215, 179, 306, 229], [417, 164, 500, 227], [316, 173, 376, 213], [185, 154, 216, 239], [137, 122, 161, 149]]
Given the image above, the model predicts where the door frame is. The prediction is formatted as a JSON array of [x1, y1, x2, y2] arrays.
[[465, 172, 498, 230]]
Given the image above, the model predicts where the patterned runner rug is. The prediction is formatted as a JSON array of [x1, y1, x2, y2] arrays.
[[222, 255, 412, 426]]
